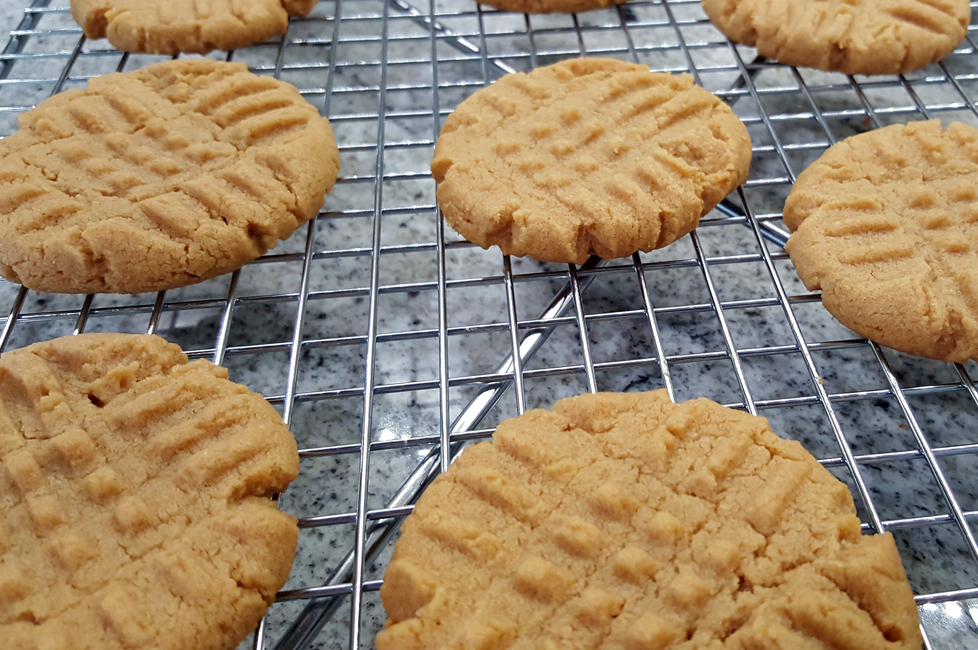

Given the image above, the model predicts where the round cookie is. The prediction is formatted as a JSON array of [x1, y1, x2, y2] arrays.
[[431, 58, 752, 264], [0, 333, 299, 650], [71, 0, 319, 55], [479, 0, 626, 14], [702, 0, 969, 75], [0, 59, 339, 294], [784, 120, 978, 362], [377, 391, 922, 650]]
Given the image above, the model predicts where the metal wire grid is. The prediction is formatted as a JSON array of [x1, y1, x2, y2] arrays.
[[3, 0, 978, 647]]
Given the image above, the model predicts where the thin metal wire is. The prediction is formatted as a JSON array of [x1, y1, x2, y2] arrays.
[[954, 363, 978, 409], [71, 294, 94, 335], [212, 270, 241, 365], [689, 231, 757, 415], [874, 344, 978, 559], [281, 14, 343, 424], [632, 253, 674, 400], [431, 0, 454, 473], [145, 292, 167, 335], [568, 263, 598, 393], [274, 257, 603, 649], [502, 256, 528, 413], [348, 0, 392, 644], [0, 286, 28, 351]]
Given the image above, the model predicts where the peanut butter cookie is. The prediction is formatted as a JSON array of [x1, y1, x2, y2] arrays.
[[702, 0, 969, 75], [0, 59, 339, 294], [431, 58, 752, 264], [1, 333, 299, 650], [71, 0, 319, 54], [378, 391, 922, 650], [784, 120, 978, 362]]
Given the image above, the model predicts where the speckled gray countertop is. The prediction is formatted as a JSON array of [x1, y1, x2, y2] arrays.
[[1, 0, 978, 649], [0, 1, 22, 38]]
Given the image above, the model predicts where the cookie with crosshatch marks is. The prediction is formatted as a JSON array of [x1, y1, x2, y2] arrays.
[[784, 120, 978, 362], [0, 333, 299, 650], [0, 58, 339, 294], [702, 0, 969, 75], [71, 0, 318, 54], [377, 391, 922, 650], [431, 58, 752, 264]]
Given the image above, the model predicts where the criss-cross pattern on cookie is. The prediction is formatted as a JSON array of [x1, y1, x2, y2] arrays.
[[784, 120, 978, 362], [0, 333, 298, 650], [378, 391, 922, 650], [432, 58, 751, 265], [0, 59, 338, 294]]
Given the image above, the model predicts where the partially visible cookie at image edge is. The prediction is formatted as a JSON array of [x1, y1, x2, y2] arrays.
[[432, 57, 752, 265], [784, 119, 978, 363], [71, 0, 319, 55], [0, 333, 299, 650], [0, 58, 339, 294], [701, 0, 970, 75], [377, 390, 922, 650]]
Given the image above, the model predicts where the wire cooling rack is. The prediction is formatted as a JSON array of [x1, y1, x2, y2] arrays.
[[4, 0, 978, 648]]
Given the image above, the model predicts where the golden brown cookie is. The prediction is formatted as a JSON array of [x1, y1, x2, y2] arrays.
[[702, 0, 969, 75], [0, 59, 339, 294], [377, 391, 922, 650], [71, 0, 319, 54], [431, 58, 751, 264], [0, 333, 299, 650], [480, 0, 626, 14], [784, 120, 978, 362]]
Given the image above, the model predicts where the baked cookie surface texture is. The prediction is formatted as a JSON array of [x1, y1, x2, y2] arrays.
[[71, 0, 319, 54], [431, 58, 752, 264], [479, 0, 626, 15], [0, 333, 299, 650], [701, 0, 970, 75], [784, 120, 978, 362], [377, 391, 922, 650], [0, 59, 339, 294]]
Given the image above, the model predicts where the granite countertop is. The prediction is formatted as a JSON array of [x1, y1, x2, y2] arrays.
[[1, 0, 977, 648], [0, 0, 22, 39]]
